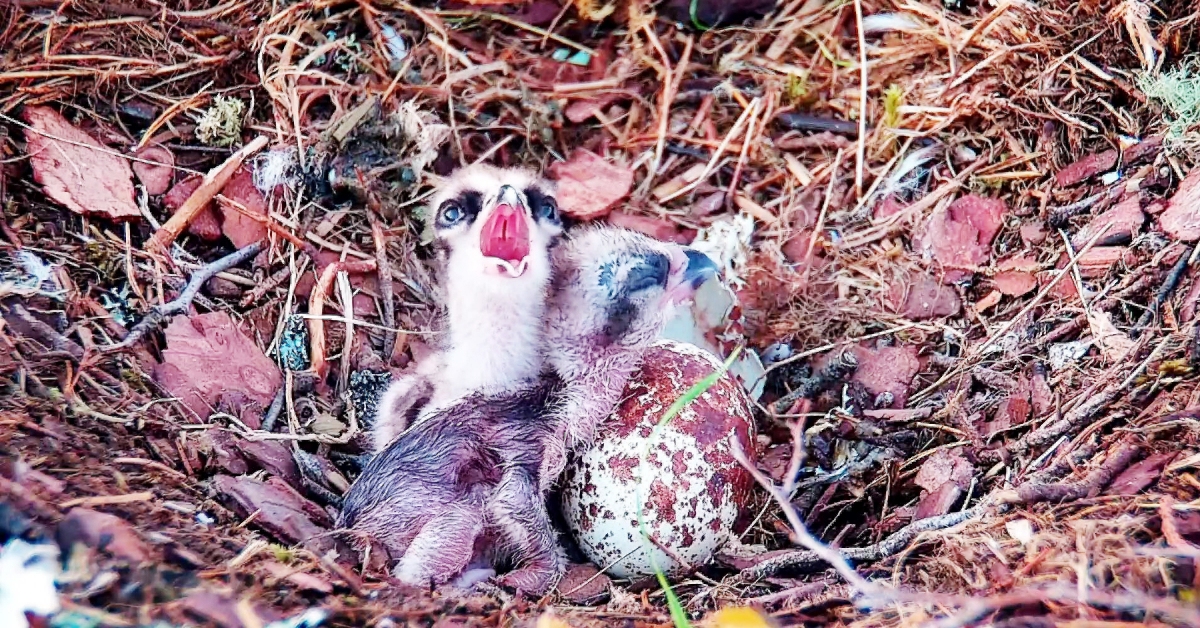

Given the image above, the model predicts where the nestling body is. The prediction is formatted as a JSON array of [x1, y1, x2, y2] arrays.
[[340, 226, 718, 594]]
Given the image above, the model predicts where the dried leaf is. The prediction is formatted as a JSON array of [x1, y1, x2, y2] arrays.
[[211, 475, 339, 554], [1071, 195, 1144, 249], [1106, 452, 1175, 496], [847, 344, 921, 407], [153, 312, 282, 420], [914, 482, 962, 519], [309, 413, 346, 437], [549, 150, 634, 220], [1055, 149, 1118, 187], [893, 273, 961, 320], [215, 167, 268, 248], [131, 144, 175, 195], [1161, 167, 1200, 240], [1086, 309, 1135, 362], [917, 195, 1006, 275], [164, 175, 222, 241], [555, 563, 611, 605], [57, 508, 149, 563], [914, 448, 973, 492], [22, 106, 139, 220]]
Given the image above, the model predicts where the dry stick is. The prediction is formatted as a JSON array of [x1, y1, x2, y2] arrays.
[[366, 207, 397, 360], [992, 334, 1168, 463], [6, 303, 84, 360], [145, 135, 269, 254], [853, 0, 868, 197], [102, 241, 265, 353], [729, 427, 879, 597], [995, 435, 1141, 505], [1132, 240, 1198, 335], [308, 259, 377, 380]]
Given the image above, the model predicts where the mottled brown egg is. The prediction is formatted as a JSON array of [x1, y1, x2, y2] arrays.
[[562, 339, 756, 578]]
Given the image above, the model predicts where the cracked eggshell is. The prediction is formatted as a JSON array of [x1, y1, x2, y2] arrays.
[[562, 339, 756, 578]]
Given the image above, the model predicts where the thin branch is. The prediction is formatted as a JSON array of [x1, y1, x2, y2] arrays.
[[102, 241, 264, 353]]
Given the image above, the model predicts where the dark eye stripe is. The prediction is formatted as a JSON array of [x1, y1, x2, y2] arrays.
[[434, 191, 483, 230], [524, 186, 560, 224]]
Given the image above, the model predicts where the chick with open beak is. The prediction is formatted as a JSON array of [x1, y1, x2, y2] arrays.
[[368, 165, 562, 452]]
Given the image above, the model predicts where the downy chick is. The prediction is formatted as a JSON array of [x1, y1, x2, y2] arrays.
[[537, 226, 719, 489], [339, 227, 717, 595], [371, 164, 562, 451]]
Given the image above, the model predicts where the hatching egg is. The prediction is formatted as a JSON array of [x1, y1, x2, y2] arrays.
[[561, 339, 756, 578]]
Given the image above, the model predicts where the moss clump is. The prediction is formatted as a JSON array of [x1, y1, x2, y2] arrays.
[[196, 95, 246, 147]]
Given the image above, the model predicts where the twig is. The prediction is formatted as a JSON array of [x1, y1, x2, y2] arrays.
[[995, 436, 1141, 505], [729, 425, 880, 597], [734, 500, 986, 582], [1132, 241, 1198, 335], [260, 384, 287, 433], [145, 136, 269, 254], [5, 303, 84, 360], [308, 259, 377, 380], [984, 334, 1166, 463], [368, 210, 397, 361], [853, 0, 868, 197], [102, 241, 264, 353]]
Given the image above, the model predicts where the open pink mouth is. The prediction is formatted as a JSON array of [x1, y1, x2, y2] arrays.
[[479, 203, 531, 277]]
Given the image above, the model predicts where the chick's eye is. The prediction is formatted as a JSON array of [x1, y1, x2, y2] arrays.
[[439, 202, 464, 225], [536, 197, 559, 222]]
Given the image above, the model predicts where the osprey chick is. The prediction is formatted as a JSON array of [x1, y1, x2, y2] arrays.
[[371, 164, 562, 451]]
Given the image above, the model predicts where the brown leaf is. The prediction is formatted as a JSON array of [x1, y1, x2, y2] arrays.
[[1161, 167, 1200, 240], [1105, 452, 1175, 496], [555, 563, 611, 605], [1086, 309, 1135, 362], [164, 175, 222, 241], [1071, 195, 1143, 249], [549, 150, 634, 220], [994, 255, 1039, 296], [1019, 221, 1048, 245], [914, 481, 962, 520], [216, 167, 268, 248], [1055, 149, 1118, 187], [153, 312, 282, 420], [1077, 247, 1135, 278], [991, 387, 1031, 436], [564, 95, 623, 124], [179, 590, 281, 628], [261, 562, 334, 594], [211, 475, 339, 553], [22, 106, 139, 220], [914, 448, 973, 492], [131, 144, 175, 195], [1031, 368, 1053, 415], [847, 344, 921, 407], [57, 508, 149, 563], [892, 273, 961, 320], [917, 195, 1006, 275]]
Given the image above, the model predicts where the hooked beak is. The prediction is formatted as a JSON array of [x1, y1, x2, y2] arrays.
[[682, 249, 719, 289], [479, 185, 533, 277], [665, 248, 718, 304]]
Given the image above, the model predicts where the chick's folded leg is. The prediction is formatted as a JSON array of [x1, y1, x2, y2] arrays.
[[371, 372, 435, 452], [488, 466, 565, 595], [394, 503, 486, 587]]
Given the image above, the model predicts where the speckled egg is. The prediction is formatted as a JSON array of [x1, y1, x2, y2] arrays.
[[561, 339, 757, 578]]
